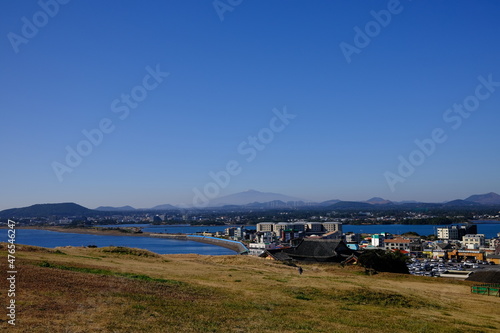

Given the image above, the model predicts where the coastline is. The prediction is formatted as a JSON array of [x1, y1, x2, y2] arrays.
[[149, 233, 248, 253], [13, 226, 246, 254]]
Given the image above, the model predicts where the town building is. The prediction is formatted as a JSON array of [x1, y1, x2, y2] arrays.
[[248, 242, 278, 256], [437, 224, 477, 240], [487, 254, 500, 264], [322, 222, 342, 233], [371, 234, 385, 247], [256, 222, 274, 233], [384, 238, 411, 251], [306, 222, 323, 234], [255, 221, 342, 239], [345, 232, 361, 243], [462, 234, 485, 250], [448, 249, 486, 262]]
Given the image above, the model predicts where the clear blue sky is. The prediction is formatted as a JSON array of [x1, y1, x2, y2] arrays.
[[1, 0, 500, 210]]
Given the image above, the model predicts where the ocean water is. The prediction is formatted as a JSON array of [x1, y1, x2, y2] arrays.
[[101, 222, 500, 238], [0, 228, 236, 255], [2, 222, 498, 255], [343, 222, 500, 238]]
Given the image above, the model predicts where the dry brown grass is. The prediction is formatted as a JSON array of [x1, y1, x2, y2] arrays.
[[1, 243, 499, 332]]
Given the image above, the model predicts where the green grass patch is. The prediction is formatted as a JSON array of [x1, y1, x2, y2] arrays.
[[72, 255, 102, 260], [263, 276, 290, 283], [284, 287, 322, 301], [295, 293, 313, 301], [335, 288, 441, 309], [101, 246, 159, 257], [37, 261, 184, 285]]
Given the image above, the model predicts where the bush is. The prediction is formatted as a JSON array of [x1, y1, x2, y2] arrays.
[[358, 250, 409, 274]]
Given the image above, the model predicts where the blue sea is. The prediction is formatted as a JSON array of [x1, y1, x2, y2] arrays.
[[2, 222, 498, 255], [0, 228, 236, 255], [134, 222, 500, 239], [343, 221, 500, 238]]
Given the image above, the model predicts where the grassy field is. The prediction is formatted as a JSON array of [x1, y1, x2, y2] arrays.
[[1, 243, 500, 333]]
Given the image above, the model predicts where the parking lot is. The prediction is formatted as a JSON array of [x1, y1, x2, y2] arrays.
[[408, 258, 498, 277]]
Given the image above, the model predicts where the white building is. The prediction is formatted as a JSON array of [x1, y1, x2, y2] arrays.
[[248, 231, 277, 256], [462, 234, 485, 250], [248, 242, 278, 256], [384, 238, 411, 251], [274, 222, 293, 235], [437, 226, 459, 240], [322, 222, 342, 233], [345, 232, 361, 243], [371, 234, 384, 247], [256, 222, 274, 233], [255, 221, 343, 238], [306, 222, 323, 233]]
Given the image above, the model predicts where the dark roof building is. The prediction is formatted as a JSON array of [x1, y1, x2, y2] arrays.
[[260, 250, 294, 261], [267, 239, 354, 262]]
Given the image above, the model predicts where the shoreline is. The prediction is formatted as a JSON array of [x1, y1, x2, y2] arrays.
[[11, 226, 246, 254]]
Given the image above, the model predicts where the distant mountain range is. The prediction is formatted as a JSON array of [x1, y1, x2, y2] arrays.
[[465, 192, 500, 205], [95, 205, 136, 212], [1, 191, 500, 218], [205, 189, 304, 207]]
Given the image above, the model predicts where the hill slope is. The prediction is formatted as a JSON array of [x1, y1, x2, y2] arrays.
[[465, 192, 500, 205], [3, 243, 499, 332], [0, 203, 94, 218]]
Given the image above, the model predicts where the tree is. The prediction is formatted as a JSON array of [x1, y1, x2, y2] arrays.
[[358, 250, 409, 274], [421, 234, 437, 241], [402, 231, 420, 237]]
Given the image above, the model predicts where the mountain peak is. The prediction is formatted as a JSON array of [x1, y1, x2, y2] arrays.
[[465, 192, 500, 205], [206, 190, 303, 207], [366, 197, 392, 205], [0, 202, 93, 218], [96, 205, 136, 211]]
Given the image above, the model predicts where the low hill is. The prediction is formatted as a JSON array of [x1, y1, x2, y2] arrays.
[[318, 199, 341, 206], [365, 197, 393, 205], [149, 204, 178, 210], [330, 201, 375, 210], [95, 205, 136, 212], [0, 203, 95, 218], [465, 192, 500, 205], [2, 243, 499, 332], [443, 200, 481, 207]]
